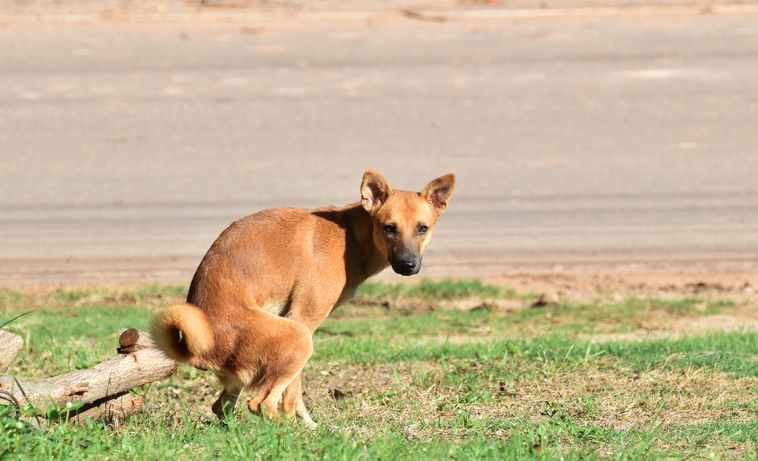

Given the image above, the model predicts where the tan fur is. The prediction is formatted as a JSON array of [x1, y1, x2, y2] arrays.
[[150, 303, 214, 366], [150, 171, 454, 426]]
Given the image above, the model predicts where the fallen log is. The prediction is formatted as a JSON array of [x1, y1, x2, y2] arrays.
[[0, 330, 23, 373], [0, 329, 178, 423], [68, 392, 145, 425]]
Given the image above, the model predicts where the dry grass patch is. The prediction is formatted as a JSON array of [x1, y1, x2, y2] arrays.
[[300, 357, 758, 456]]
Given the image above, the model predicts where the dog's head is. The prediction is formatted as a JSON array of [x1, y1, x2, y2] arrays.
[[360, 170, 455, 276]]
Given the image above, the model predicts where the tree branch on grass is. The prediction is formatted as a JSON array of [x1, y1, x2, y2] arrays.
[[0, 330, 24, 373], [0, 329, 178, 424]]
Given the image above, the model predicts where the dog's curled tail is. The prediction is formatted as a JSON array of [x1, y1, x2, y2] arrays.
[[150, 303, 214, 366]]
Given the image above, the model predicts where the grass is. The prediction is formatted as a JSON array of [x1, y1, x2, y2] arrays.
[[357, 278, 519, 301], [1, 279, 757, 460]]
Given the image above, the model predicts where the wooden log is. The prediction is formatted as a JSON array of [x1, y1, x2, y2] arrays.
[[0, 330, 177, 421], [0, 330, 23, 373], [68, 392, 144, 425]]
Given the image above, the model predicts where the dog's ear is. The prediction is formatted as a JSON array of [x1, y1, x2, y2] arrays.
[[361, 170, 393, 213], [421, 174, 455, 215]]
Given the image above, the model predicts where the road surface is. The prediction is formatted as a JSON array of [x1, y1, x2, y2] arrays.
[[1, 2, 757, 286]]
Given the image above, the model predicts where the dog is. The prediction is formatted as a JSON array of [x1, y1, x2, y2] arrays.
[[150, 170, 455, 426]]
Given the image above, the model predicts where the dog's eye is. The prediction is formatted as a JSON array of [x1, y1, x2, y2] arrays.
[[418, 225, 429, 234], [383, 224, 397, 234]]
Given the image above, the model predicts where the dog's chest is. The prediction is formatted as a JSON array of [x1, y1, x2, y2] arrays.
[[334, 287, 358, 308]]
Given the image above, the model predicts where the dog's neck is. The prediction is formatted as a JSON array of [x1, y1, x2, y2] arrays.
[[342, 202, 391, 286]]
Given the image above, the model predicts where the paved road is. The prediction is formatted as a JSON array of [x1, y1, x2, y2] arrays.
[[1, 7, 757, 286]]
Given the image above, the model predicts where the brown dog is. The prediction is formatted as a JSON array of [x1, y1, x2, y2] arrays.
[[150, 171, 455, 426]]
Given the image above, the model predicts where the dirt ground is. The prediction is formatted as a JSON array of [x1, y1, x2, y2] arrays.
[[484, 271, 758, 301], [483, 270, 758, 337]]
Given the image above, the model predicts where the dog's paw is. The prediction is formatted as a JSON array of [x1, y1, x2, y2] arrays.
[[304, 419, 317, 430], [298, 411, 317, 429]]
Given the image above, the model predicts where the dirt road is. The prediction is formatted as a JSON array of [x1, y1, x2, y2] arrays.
[[1, 1, 757, 289]]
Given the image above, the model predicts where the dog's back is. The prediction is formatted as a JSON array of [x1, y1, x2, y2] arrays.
[[186, 206, 373, 321]]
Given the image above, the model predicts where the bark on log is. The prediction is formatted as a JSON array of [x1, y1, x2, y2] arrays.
[[0, 329, 177, 422], [0, 330, 23, 373]]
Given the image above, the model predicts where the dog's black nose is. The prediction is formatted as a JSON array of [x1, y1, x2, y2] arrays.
[[390, 255, 421, 276], [399, 260, 416, 273]]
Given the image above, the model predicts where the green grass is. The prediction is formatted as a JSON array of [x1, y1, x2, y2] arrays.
[[1, 412, 555, 460], [357, 277, 519, 300], [1, 280, 757, 460]]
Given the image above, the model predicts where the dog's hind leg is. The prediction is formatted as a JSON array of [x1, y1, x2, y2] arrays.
[[247, 357, 312, 421], [248, 322, 313, 421], [248, 379, 292, 420]]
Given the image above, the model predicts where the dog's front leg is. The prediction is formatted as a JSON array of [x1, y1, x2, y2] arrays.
[[279, 372, 317, 428], [281, 304, 334, 428]]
